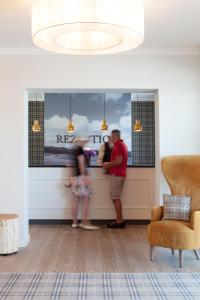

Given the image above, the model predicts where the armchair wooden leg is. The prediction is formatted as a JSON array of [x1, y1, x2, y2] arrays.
[[194, 249, 200, 260], [150, 245, 155, 261], [179, 250, 184, 268], [171, 249, 175, 255]]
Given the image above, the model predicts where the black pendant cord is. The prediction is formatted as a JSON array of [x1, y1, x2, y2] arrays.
[[66, 92, 68, 121], [36, 92, 38, 121], [104, 93, 106, 120], [70, 93, 72, 120]]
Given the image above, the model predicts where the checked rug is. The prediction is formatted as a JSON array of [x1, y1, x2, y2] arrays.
[[0, 273, 200, 300]]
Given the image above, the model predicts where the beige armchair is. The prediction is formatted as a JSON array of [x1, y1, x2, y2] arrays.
[[147, 155, 200, 268]]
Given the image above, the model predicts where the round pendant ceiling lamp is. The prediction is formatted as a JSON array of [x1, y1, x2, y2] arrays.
[[32, 0, 144, 55]]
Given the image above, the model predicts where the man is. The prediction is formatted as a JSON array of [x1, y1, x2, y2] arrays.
[[102, 129, 128, 229]]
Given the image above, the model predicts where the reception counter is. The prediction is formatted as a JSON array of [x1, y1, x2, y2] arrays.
[[28, 167, 155, 220]]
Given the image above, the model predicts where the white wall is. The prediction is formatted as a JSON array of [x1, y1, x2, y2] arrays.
[[0, 54, 200, 246]]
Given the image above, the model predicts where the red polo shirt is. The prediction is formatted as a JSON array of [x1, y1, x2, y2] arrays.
[[110, 139, 128, 177]]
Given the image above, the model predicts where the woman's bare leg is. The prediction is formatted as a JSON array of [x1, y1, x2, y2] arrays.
[[72, 196, 80, 224], [82, 196, 89, 224]]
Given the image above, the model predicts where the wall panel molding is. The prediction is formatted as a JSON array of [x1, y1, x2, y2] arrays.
[[28, 168, 155, 220]]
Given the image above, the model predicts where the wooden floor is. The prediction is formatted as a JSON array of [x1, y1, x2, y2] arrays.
[[0, 225, 200, 273]]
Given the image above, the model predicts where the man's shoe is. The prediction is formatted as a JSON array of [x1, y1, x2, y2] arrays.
[[107, 221, 126, 229]]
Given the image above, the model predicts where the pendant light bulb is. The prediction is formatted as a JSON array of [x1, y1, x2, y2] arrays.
[[101, 93, 108, 131], [101, 119, 108, 131], [133, 119, 143, 132], [67, 119, 75, 133], [32, 120, 41, 133]]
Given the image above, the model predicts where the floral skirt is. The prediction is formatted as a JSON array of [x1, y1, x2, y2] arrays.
[[71, 175, 92, 197]]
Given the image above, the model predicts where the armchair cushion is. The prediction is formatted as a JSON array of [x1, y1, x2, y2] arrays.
[[148, 208, 200, 250], [148, 220, 195, 250], [163, 194, 191, 221]]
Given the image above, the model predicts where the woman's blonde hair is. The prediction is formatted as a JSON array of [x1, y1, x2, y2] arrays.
[[73, 135, 90, 143]]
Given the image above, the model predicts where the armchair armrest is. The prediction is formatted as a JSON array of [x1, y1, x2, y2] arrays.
[[190, 211, 200, 230], [151, 206, 163, 222]]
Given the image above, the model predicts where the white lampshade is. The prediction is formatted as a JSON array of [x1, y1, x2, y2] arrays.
[[32, 0, 144, 55]]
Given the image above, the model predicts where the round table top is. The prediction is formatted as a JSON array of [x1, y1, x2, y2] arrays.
[[0, 214, 18, 220]]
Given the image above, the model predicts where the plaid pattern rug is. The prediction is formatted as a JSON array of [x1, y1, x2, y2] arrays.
[[0, 273, 200, 300]]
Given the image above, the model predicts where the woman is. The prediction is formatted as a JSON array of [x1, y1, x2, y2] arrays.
[[97, 136, 113, 173], [71, 136, 99, 230]]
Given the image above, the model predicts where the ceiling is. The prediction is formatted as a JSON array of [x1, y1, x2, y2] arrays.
[[0, 0, 200, 50]]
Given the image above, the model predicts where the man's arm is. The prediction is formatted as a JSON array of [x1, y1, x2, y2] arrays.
[[103, 156, 122, 169]]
